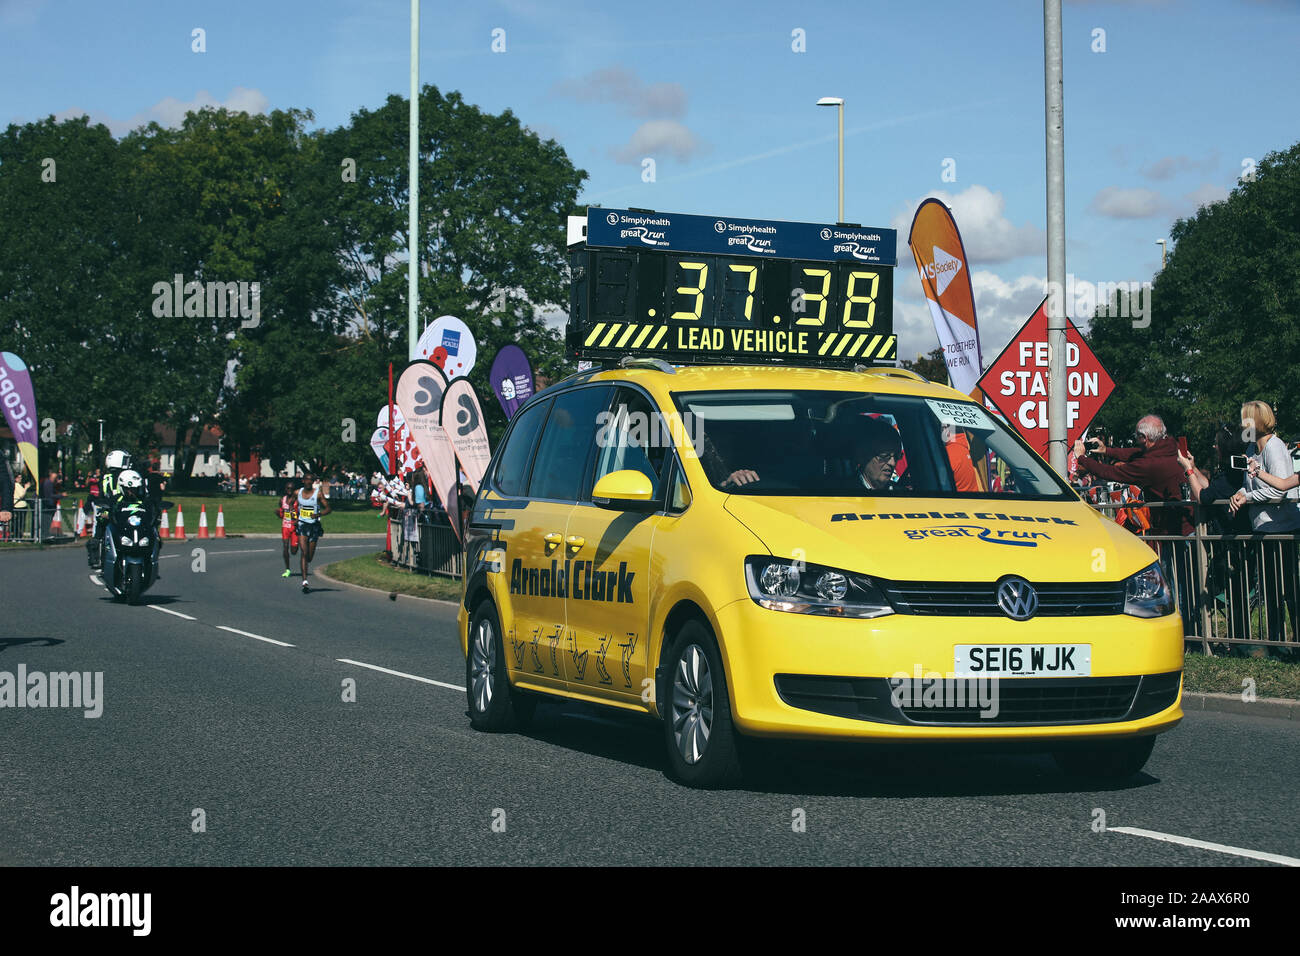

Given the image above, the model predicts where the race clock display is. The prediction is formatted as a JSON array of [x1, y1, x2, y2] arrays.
[[567, 208, 898, 367]]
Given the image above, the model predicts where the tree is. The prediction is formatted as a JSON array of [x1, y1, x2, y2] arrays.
[[1087, 140, 1300, 461], [901, 347, 949, 385]]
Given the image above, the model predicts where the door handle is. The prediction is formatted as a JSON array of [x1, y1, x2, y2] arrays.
[[543, 532, 563, 549], [566, 535, 585, 551]]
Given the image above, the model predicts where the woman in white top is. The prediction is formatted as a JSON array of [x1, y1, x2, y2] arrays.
[[1228, 401, 1300, 647]]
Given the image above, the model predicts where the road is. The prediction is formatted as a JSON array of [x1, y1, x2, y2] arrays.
[[1, 538, 1297, 867]]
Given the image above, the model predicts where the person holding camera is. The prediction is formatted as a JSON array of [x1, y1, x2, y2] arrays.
[[1227, 401, 1300, 649]]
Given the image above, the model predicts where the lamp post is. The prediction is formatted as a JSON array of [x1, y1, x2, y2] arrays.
[[409, 0, 420, 360], [1156, 238, 1167, 270], [816, 97, 844, 222]]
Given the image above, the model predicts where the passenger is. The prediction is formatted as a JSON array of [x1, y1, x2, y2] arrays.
[[852, 417, 904, 492]]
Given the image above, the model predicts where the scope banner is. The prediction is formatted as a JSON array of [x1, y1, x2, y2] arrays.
[[0, 352, 39, 480], [907, 199, 986, 398], [440, 378, 492, 493], [394, 361, 461, 536], [376, 406, 423, 475], [488, 344, 534, 420], [369, 427, 390, 473]]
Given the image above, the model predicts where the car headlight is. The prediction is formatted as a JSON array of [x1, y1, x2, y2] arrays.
[[1124, 561, 1175, 618], [745, 556, 893, 619], [120, 535, 132, 546]]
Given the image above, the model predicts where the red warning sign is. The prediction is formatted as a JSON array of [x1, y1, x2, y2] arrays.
[[976, 296, 1115, 459]]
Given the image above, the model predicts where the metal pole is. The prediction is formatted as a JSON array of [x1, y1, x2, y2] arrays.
[[408, 0, 420, 361], [1043, 0, 1067, 474], [837, 102, 844, 223]]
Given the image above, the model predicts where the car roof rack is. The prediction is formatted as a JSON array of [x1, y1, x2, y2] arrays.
[[854, 364, 928, 384], [617, 356, 677, 374]]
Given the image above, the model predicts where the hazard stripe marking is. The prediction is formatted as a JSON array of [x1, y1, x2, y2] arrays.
[[648, 326, 668, 349], [584, 323, 606, 346]]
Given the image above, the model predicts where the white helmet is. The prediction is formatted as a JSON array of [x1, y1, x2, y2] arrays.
[[105, 450, 132, 470], [118, 469, 143, 491]]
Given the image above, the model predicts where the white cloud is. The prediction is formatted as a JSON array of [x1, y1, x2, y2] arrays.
[[553, 67, 686, 119], [610, 119, 707, 164], [891, 185, 1045, 264], [1090, 185, 1168, 219], [51, 87, 270, 138], [1182, 182, 1230, 212], [1140, 152, 1219, 181]]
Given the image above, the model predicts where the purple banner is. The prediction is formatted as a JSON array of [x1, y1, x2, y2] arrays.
[[0, 352, 39, 480], [488, 344, 534, 420]]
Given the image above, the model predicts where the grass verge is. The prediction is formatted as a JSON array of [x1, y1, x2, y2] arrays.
[[160, 494, 387, 534], [322, 551, 461, 602], [1183, 650, 1300, 699]]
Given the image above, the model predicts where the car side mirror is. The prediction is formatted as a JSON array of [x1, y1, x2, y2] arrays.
[[592, 469, 656, 511]]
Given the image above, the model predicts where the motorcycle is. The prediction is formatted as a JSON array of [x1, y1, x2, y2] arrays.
[[98, 498, 162, 605]]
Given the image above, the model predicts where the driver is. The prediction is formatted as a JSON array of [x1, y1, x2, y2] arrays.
[[852, 417, 904, 492]]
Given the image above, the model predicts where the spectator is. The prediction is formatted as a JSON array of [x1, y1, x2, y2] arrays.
[[40, 468, 64, 539], [0, 455, 14, 540], [1228, 401, 1300, 649], [1180, 424, 1253, 646], [1075, 414, 1195, 631]]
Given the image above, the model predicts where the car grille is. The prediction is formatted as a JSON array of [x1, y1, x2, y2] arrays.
[[880, 580, 1126, 616], [775, 672, 1181, 726]]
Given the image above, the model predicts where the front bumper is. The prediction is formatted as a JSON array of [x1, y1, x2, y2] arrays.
[[713, 598, 1185, 742]]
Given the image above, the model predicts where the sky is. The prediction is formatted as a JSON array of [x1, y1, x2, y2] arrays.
[[2, 0, 1298, 366]]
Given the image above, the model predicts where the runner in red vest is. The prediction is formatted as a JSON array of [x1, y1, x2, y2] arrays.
[[277, 479, 300, 578]]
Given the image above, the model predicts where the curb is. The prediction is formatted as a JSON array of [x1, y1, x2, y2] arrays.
[[1183, 691, 1299, 721], [315, 562, 460, 608]]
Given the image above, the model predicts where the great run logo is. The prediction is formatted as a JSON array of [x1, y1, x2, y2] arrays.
[[620, 225, 669, 246], [832, 241, 879, 260], [902, 524, 1050, 547], [925, 245, 964, 296], [0, 665, 103, 718], [727, 236, 775, 254], [50, 886, 151, 936]]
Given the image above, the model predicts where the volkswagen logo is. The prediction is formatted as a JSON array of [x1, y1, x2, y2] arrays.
[[996, 577, 1038, 620]]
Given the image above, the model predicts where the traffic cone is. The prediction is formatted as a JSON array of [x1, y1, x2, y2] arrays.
[[159, 509, 170, 539], [49, 504, 64, 536], [174, 506, 186, 540], [215, 505, 226, 538], [75, 502, 85, 537], [197, 505, 210, 539]]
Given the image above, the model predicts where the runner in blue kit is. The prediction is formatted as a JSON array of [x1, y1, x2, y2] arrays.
[[296, 472, 332, 593]]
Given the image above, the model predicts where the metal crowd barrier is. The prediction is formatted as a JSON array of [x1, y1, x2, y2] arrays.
[[0, 501, 85, 543], [389, 507, 462, 578], [1086, 495, 1299, 654]]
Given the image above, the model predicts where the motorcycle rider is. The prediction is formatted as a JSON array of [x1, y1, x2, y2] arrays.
[[88, 449, 131, 568], [107, 468, 161, 581]]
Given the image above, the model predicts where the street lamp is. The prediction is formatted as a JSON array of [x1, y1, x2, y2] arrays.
[[817, 96, 844, 222], [1156, 238, 1167, 270]]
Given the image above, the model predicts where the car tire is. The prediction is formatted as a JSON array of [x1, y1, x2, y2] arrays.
[[466, 600, 533, 732], [662, 619, 744, 789], [1052, 735, 1155, 780]]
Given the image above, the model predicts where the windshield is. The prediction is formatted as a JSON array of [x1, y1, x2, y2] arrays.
[[673, 389, 1075, 500]]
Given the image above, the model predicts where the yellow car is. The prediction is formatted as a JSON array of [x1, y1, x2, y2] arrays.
[[458, 361, 1183, 788]]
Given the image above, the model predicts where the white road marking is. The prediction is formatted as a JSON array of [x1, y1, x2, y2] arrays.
[[337, 658, 465, 692], [1110, 826, 1300, 867], [216, 625, 295, 648], [148, 605, 196, 621]]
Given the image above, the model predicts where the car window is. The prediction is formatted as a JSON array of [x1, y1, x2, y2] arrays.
[[528, 386, 614, 501], [675, 389, 1073, 499], [493, 398, 551, 497], [668, 457, 691, 512], [592, 386, 669, 500]]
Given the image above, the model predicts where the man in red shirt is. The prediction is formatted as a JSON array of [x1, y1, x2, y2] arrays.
[[277, 479, 300, 578], [1073, 415, 1193, 536]]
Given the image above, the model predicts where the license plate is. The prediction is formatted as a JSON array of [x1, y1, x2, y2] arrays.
[[953, 644, 1091, 677]]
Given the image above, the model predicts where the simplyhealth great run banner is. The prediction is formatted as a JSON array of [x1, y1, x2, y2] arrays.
[[395, 360, 461, 537], [0, 352, 40, 480], [907, 199, 986, 399]]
